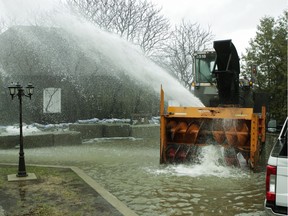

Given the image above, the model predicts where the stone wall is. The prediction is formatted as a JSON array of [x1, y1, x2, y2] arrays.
[[130, 125, 159, 138], [69, 124, 159, 139], [69, 124, 103, 139], [0, 131, 81, 149], [0, 124, 160, 149]]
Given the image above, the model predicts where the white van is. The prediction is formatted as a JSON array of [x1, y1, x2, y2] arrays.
[[264, 117, 288, 215]]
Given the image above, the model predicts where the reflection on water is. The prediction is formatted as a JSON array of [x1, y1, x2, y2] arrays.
[[0, 138, 266, 216]]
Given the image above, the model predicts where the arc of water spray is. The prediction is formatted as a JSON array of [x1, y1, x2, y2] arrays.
[[54, 12, 204, 107]]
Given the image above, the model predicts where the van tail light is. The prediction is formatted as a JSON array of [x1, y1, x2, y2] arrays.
[[266, 165, 277, 202]]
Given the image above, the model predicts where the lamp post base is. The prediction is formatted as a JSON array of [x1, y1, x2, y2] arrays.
[[18, 155, 27, 177], [7, 173, 37, 182], [17, 172, 28, 177]]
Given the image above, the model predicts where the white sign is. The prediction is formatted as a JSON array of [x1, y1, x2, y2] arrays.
[[43, 88, 61, 113]]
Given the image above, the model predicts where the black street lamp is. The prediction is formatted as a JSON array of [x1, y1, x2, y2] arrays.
[[8, 82, 34, 177]]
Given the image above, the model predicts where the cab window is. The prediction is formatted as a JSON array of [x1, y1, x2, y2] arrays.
[[195, 54, 215, 83], [271, 118, 287, 157]]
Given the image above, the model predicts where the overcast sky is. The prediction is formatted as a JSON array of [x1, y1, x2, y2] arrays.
[[152, 0, 287, 55], [0, 0, 287, 55]]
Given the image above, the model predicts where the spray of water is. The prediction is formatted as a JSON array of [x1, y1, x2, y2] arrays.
[[150, 145, 246, 178], [55, 13, 204, 106], [1, 0, 204, 107], [170, 146, 231, 177]]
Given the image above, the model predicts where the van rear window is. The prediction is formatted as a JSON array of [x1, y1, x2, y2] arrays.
[[279, 130, 287, 157], [271, 119, 287, 157]]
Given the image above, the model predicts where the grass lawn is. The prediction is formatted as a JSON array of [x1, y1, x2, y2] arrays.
[[0, 165, 122, 216]]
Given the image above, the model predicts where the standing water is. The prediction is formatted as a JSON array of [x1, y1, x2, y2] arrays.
[[0, 138, 266, 216]]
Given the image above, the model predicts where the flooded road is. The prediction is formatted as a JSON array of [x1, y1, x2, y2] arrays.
[[0, 138, 267, 216]]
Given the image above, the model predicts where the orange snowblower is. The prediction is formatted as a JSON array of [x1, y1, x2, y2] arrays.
[[160, 40, 266, 169]]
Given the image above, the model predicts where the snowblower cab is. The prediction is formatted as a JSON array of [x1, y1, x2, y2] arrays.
[[160, 40, 266, 169]]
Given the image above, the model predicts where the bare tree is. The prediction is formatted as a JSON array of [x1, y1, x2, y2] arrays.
[[136, 4, 170, 54], [161, 20, 214, 90], [66, 0, 170, 55]]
